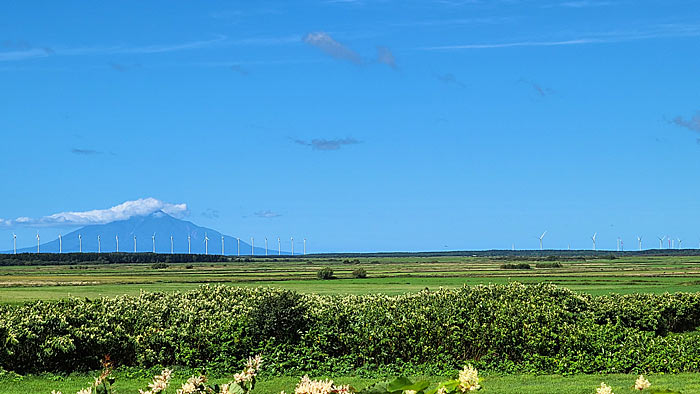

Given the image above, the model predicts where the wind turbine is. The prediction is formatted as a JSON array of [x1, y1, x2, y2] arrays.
[[59, 234, 62, 254], [303, 238, 306, 255], [79, 234, 82, 253], [221, 235, 224, 255], [591, 233, 597, 251], [36, 232, 40, 253], [12, 233, 16, 254], [637, 236, 642, 251], [152, 233, 156, 253], [537, 231, 547, 250], [678, 238, 682, 249], [204, 233, 209, 255], [670, 237, 674, 249], [251, 237, 254, 256], [188, 235, 191, 254], [170, 235, 174, 254], [97, 235, 101, 254], [265, 237, 268, 256], [617, 237, 621, 252], [277, 237, 281, 256], [236, 237, 240, 256], [134, 235, 137, 253], [115, 235, 119, 252], [658, 235, 665, 249], [291, 237, 294, 255]]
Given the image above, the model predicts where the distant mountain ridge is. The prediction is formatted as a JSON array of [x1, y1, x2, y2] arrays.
[[9, 211, 287, 255]]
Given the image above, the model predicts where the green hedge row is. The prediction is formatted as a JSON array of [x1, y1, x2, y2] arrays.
[[1, 283, 699, 376]]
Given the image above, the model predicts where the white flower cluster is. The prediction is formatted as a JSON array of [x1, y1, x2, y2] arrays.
[[634, 375, 651, 391], [596, 382, 614, 394], [139, 369, 173, 394], [458, 365, 481, 392], [234, 354, 263, 384], [177, 375, 207, 394], [293, 375, 351, 394]]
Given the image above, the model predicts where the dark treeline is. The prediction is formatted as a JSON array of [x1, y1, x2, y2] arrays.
[[0, 253, 299, 266], [310, 249, 700, 259]]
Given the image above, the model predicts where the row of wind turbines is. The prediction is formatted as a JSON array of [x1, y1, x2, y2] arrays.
[[533, 231, 693, 251], [10, 233, 307, 256]]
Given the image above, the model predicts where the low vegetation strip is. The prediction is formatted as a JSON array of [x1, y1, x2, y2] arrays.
[[1, 283, 700, 376]]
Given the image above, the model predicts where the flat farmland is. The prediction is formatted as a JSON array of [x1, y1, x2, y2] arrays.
[[1, 255, 700, 303]]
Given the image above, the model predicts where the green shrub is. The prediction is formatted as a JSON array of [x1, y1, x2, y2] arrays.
[[151, 262, 168, 269], [317, 267, 335, 279], [500, 263, 531, 269], [1, 283, 700, 376], [536, 262, 563, 268], [352, 268, 368, 278]]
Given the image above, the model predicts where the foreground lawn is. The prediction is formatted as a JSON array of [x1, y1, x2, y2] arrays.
[[1, 373, 698, 394]]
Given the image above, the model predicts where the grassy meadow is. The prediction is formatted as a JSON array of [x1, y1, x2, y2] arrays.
[[2, 372, 698, 394], [0, 254, 700, 304]]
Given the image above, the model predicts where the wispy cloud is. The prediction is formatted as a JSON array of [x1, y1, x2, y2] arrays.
[[671, 113, 700, 133], [254, 210, 282, 218], [376, 46, 397, 69], [230, 64, 249, 75], [391, 16, 514, 28], [519, 78, 554, 97], [303, 32, 363, 64], [552, 1, 615, 8], [294, 137, 361, 151], [0, 36, 227, 62], [419, 24, 700, 51], [201, 208, 220, 219], [434, 73, 466, 88], [0, 197, 189, 227], [71, 148, 102, 155]]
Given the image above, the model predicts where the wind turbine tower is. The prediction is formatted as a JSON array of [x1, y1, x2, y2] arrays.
[[591, 233, 597, 251], [79, 234, 82, 253], [36, 233, 40, 253], [170, 235, 174, 254], [291, 237, 294, 255], [678, 238, 682, 249], [237, 237, 240, 256], [221, 235, 224, 255], [658, 235, 665, 249], [538, 231, 547, 250], [188, 235, 191, 254], [204, 233, 209, 255], [637, 236, 642, 251], [115, 235, 119, 252], [303, 238, 306, 255], [59, 234, 62, 254], [265, 237, 268, 256], [277, 237, 281, 256], [97, 235, 101, 254], [617, 237, 620, 252], [134, 235, 137, 253], [12, 233, 16, 255], [152, 233, 156, 253]]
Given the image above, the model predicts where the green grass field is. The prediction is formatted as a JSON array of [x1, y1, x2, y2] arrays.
[[1, 255, 700, 304], [1, 372, 697, 394], [2, 254, 700, 392]]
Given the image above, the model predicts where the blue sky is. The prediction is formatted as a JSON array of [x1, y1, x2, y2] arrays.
[[2, 0, 700, 252]]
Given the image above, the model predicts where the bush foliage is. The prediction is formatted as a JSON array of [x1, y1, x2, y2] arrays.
[[500, 263, 531, 269], [317, 267, 335, 280], [1, 283, 700, 376]]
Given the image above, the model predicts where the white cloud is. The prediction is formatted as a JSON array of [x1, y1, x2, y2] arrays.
[[0, 198, 188, 227]]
